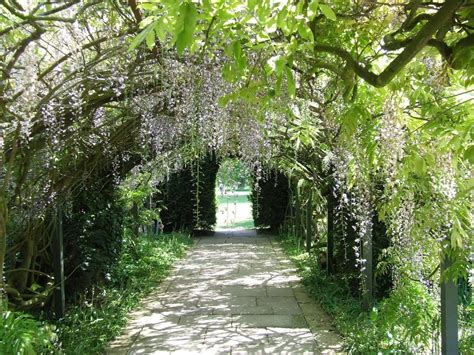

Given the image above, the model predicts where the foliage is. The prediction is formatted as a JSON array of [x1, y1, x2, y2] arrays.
[[136, 0, 473, 96], [119, 170, 162, 237], [56, 232, 192, 354], [158, 153, 219, 231], [63, 179, 126, 298], [0, 0, 472, 352], [0, 307, 57, 354], [278, 233, 471, 353], [217, 159, 251, 190], [251, 171, 289, 230]]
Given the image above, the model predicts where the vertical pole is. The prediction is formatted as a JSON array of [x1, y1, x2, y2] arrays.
[[149, 195, 153, 236], [306, 190, 313, 252], [52, 205, 65, 318], [326, 191, 335, 274], [290, 191, 295, 236], [362, 227, 373, 311], [295, 193, 301, 239], [441, 255, 458, 355]]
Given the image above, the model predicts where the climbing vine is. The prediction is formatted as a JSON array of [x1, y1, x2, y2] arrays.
[[0, 0, 472, 352]]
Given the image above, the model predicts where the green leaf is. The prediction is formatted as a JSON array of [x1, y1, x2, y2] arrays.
[[296, 0, 305, 15], [267, 55, 286, 76], [369, 308, 378, 322], [247, 0, 258, 11], [145, 29, 155, 50], [319, 4, 336, 21], [298, 23, 314, 41], [285, 66, 296, 98], [202, 0, 212, 11], [463, 144, 474, 164], [175, 2, 198, 55], [129, 25, 153, 51], [308, 0, 320, 19], [139, 3, 156, 11], [341, 108, 358, 137], [277, 6, 288, 30], [412, 153, 426, 176]]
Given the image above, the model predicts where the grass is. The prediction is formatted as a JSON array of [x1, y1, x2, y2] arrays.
[[231, 219, 255, 229], [55, 232, 192, 354], [216, 193, 251, 205], [216, 190, 254, 229]]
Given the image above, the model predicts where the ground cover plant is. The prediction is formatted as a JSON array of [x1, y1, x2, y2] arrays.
[[280, 232, 472, 353], [56, 232, 191, 354]]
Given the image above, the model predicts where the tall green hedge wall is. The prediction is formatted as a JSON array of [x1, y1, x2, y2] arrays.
[[158, 153, 219, 232], [251, 171, 289, 231]]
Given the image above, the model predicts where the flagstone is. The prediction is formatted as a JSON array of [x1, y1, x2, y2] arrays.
[[107, 230, 344, 354]]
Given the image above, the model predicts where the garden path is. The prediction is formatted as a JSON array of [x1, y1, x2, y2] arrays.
[[107, 230, 344, 354]]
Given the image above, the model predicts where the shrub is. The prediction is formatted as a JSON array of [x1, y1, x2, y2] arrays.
[[56, 232, 192, 354], [251, 171, 289, 230], [0, 308, 57, 354], [158, 154, 219, 231], [63, 180, 125, 298], [278, 233, 449, 353]]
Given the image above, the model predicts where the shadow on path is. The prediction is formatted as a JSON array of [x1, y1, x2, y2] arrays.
[[107, 229, 344, 354]]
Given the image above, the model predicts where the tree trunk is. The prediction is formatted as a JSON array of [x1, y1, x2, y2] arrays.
[[0, 194, 8, 311], [13, 231, 35, 292]]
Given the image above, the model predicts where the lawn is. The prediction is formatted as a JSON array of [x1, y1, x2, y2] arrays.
[[216, 190, 254, 230]]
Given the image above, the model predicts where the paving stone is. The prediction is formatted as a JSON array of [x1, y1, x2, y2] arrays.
[[266, 286, 295, 297], [294, 289, 314, 304], [257, 296, 303, 315], [265, 327, 319, 353], [222, 285, 267, 297], [313, 329, 345, 351], [177, 314, 233, 327], [230, 296, 257, 307], [231, 305, 274, 315], [204, 327, 268, 348], [301, 303, 335, 332], [107, 230, 344, 354], [233, 314, 307, 328]]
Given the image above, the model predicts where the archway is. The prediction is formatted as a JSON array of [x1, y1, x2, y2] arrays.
[[215, 158, 253, 230]]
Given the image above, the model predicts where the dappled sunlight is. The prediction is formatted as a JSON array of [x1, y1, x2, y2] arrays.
[[107, 231, 344, 354]]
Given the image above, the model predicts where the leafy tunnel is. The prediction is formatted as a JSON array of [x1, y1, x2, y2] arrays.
[[0, 0, 472, 353]]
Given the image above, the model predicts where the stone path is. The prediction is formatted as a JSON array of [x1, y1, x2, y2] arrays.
[[107, 230, 344, 354]]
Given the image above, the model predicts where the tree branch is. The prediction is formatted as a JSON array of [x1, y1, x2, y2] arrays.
[[313, 0, 464, 87]]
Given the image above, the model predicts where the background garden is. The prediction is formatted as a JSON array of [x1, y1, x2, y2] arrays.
[[0, 0, 472, 353]]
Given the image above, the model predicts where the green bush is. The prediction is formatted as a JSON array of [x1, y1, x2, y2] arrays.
[[251, 171, 289, 230], [0, 308, 57, 354], [63, 179, 125, 298], [56, 232, 192, 354], [279, 233, 447, 353], [158, 154, 219, 231]]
